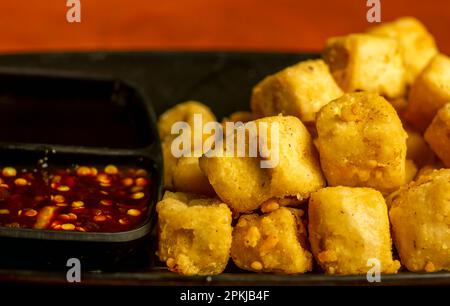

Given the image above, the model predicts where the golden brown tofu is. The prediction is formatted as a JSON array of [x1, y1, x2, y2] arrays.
[[200, 115, 325, 213], [222, 111, 257, 124], [157, 101, 216, 142], [389, 169, 450, 272], [231, 207, 312, 274], [316, 92, 407, 194], [156, 191, 232, 276], [415, 162, 445, 180], [158, 101, 216, 194], [309, 187, 400, 275], [172, 156, 216, 196], [251, 59, 343, 123], [323, 34, 406, 99], [367, 17, 438, 85], [404, 54, 450, 131], [424, 103, 450, 167], [404, 159, 418, 185], [406, 127, 435, 167]]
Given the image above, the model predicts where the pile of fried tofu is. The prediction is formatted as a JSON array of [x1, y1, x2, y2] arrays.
[[156, 17, 450, 276]]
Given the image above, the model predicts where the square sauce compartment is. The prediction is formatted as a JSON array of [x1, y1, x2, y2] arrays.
[[0, 72, 155, 149]]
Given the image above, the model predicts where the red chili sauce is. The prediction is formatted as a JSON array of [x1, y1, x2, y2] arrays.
[[0, 165, 151, 232]]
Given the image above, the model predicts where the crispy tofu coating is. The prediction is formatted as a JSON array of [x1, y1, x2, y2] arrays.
[[157, 100, 216, 142], [406, 127, 435, 168], [404, 159, 418, 185], [425, 103, 450, 167], [404, 54, 450, 131], [199, 115, 325, 213], [415, 162, 445, 180], [323, 34, 406, 99], [367, 17, 438, 85], [158, 101, 216, 194], [231, 207, 312, 274], [389, 169, 450, 272], [156, 191, 232, 276], [222, 111, 257, 124], [316, 92, 407, 194], [309, 187, 400, 275], [251, 59, 343, 123]]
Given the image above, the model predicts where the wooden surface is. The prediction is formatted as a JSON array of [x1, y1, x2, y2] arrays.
[[0, 0, 449, 53]]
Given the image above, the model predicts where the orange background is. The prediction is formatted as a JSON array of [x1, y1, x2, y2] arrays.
[[0, 0, 449, 54]]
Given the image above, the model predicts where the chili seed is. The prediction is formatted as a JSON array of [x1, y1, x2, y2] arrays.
[[90, 167, 98, 176], [122, 178, 133, 186], [119, 218, 129, 225], [76, 166, 91, 177], [136, 169, 148, 177], [56, 203, 68, 207], [127, 209, 141, 217], [57, 185, 70, 192], [67, 213, 77, 220], [24, 209, 38, 217], [131, 192, 145, 200], [100, 199, 113, 206], [76, 227, 86, 232], [53, 195, 65, 203], [97, 174, 110, 183], [61, 223, 75, 231], [131, 186, 143, 193], [94, 215, 107, 222], [0, 209, 10, 215], [59, 214, 70, 222], [2, 167, 17, 177], [72, 201, 84, 208], [104, 165, 118, 175], [52, 175, 62, 183], [250, 261, 263, 271], [135, 178, 148, 187]]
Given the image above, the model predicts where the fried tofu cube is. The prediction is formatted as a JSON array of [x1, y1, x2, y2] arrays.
[[389, 169, 450, 272], [156, 191, 232, 275], [309, 187, 400, 275], [415, 162, 445, 180], [222, 111, 257, 124], [157, 100, 216, 142], [251, 59, 343, 123], [404, 159, 418, 185], [158, 101, 216, 194], [162, 137, 214, 194], [231, 207, 312, 274], [323, 34, 406, 99], [404, 54, 450, 131], [316, 92, 407, 194], [200, 115, 325, 213], [406, 127, 435, 167], [425, 103, 450, 167], [367, 17, 438, 84], [172, 156, 216, 196]]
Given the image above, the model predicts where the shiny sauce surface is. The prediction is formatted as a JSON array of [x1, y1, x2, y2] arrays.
[[0, 165, 151, 232]]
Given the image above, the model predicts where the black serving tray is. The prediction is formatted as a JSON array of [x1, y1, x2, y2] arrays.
[[0, 51, 448, 286]]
